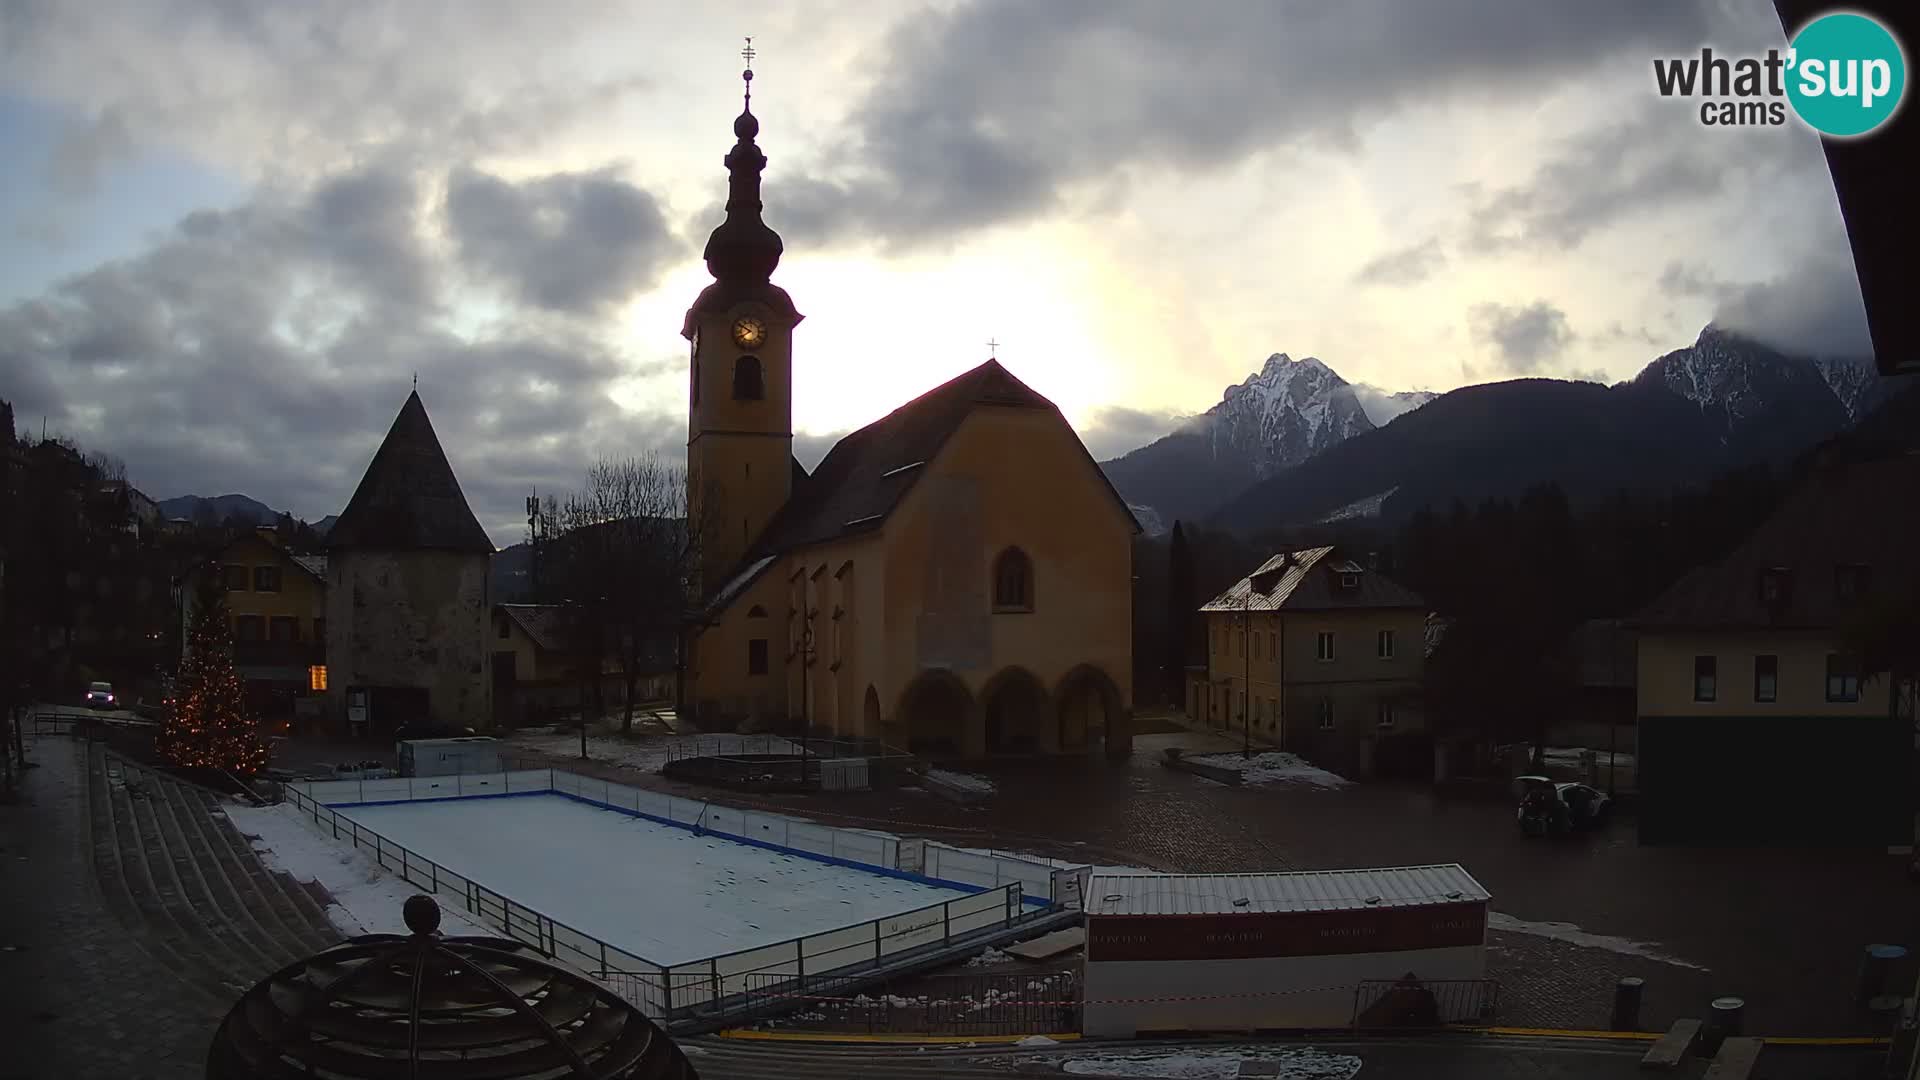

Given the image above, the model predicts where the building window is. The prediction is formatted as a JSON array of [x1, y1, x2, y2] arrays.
[[1377, 629, 1395, 660], [1834, 563, 1869, 604], [1268, 697, 1278, 730], [732, 355, 764, 400], [235, 615, 265, 642], [992, 547, 1033, 612], [1693, 655, 1717, 702], [1268, 630, 1276, 657], [1252, 632, 1261, 660], [223, 564, 249, 591], [1254, 698, 1264, 727], [498, 618, 510, 639], [1376, 701, 1396, 729], [1316, 631, 1335, 662], [1756, 567, 1791, 606], [253, 565, 281, 592], [309, 665, 328, 692], [747, 638, 769, 676], [1826, 654, 1861, 703], [314, 617, 326, 643], [1316, 699, 1335, 730], [1339, 571, 1360, 590], [269, 616, 298, 643], [1754, 654, 1778, 703]]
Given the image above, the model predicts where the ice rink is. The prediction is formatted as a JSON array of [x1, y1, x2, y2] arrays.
[[337, 793, 977, 965]]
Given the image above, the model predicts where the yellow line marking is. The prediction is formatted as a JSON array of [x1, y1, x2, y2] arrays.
[[716, 1029, 1083, 1044]]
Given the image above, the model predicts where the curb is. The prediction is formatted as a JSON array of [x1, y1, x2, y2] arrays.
[[1468, 1026, 1890, 1046], [716, 1029, 1083, 1044]]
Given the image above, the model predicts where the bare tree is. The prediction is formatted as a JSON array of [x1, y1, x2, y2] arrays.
[[535, 454, 714, 739]]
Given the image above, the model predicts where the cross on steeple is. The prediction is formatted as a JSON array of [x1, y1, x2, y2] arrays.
[[987, 337, 999, 359], [412, 372, 418, 390], [741, 37, 755, 108], [742, 37, 755, 69]]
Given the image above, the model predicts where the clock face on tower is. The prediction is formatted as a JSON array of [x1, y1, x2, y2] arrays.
[[731, 315, 767, 350]]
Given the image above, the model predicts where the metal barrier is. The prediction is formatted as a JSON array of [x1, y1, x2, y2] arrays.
[[281, 766, 1058, 1024], [1351, 977, 1499, 1029]]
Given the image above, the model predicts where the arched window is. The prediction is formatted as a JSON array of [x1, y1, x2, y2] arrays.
[[746, 605, 767, 618], [992, 547, 1033, 612], [733, 355, 764, 400]]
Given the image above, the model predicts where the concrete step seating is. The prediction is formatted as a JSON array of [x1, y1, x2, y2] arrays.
[[1702, 1037, 1763, 1080], [85, 746, 343, 1004], [1640, 1017, 1701, 1069]]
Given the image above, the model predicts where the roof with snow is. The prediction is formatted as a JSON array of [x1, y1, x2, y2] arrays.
[[1200, 546, 1425, 613], [1634, 452, 1920, 630], [1084, 863, 1488, 917], [327, 391, 493, 554], [496, 603, 577, 654]]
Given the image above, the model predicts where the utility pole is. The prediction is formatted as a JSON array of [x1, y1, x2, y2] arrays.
[[1243, 588, 1252, 759]]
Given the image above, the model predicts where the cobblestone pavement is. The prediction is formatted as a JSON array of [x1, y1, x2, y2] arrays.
[[0, 739, 223, 1080], [500, 724, 1919, 1039]]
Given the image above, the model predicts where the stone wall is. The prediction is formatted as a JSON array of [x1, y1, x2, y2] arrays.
[[325, 549, 491, 730]]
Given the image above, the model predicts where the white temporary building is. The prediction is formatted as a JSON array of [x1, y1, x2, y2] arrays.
[[1081, 863, 1490, 1036]]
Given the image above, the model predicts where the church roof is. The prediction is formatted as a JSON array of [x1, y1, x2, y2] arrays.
[[328, 391, 493, 554], [747, 359, 1139, 560]]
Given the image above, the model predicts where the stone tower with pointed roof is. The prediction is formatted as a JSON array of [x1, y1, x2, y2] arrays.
[[325, 391, 494, 734], [678, 55, 1139, 759]]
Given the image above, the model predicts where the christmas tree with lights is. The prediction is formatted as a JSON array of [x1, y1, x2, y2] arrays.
[[159, 578, 269, 773]]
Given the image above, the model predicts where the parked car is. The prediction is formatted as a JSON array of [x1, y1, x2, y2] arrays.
[[1516, 776, 1611, 836], [85, 681, 116, 710]]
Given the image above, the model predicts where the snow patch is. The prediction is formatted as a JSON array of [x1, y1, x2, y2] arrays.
[[1189, 751, 1352, 789], [1016, 1035, 1061, 1048], [1058, 1047, 1362, 1079], [925, 768, 996, 794], [964, 946, 1016, 968], [1487, 912, 1708, 971], [1314, 486, 1399, 523], [222, 802, 489, 938]]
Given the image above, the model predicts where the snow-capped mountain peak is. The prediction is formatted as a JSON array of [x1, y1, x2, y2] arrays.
[[1198, 352, 1375, 478]]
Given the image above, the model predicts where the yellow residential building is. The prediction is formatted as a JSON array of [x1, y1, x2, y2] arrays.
[[679, 78, 1137, 758], [179, 526, 329, 724], [1192, 547, 1428, 777]]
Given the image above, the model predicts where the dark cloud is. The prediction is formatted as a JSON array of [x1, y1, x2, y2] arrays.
[[1468, 300, 1575, 374], [0, 161, 686, 545], [769, 0, 1723, 248], [1078, 404, 1188, 461], [446, 166, 682, 314], [1713, 253, 1872, 358], [1354, 238, 1446, 287]]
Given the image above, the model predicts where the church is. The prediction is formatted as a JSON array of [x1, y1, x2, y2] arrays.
[[681, 62, 1138, 758]]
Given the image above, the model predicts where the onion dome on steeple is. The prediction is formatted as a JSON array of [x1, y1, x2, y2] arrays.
[[683, 37, 802, 339], [702, 39, 783, 285]]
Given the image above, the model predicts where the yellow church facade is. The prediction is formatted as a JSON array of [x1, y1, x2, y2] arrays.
[[678, 69, 1136, 758]]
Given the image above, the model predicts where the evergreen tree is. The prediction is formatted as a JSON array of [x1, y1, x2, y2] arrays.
[[1164, 522, 1195, 708], [158, 579, 269, 773]]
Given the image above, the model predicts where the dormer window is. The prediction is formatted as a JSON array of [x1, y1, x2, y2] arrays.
[[1834, 563, 1870, 604], [1339, 572, 1360, 591]]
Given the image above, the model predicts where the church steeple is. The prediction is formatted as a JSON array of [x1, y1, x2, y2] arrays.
[[703, 38, 783, 286]]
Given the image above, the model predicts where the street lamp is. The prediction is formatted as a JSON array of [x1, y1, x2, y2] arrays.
[[790, 606, 817, 782]]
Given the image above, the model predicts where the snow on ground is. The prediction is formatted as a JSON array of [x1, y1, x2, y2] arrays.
[[505, 731, 801, 774], [337, 794, 974, 965], [963, 946, 1015, 968], [1016, 1035, 1060, 1048], [925, 768, 996, 794], [1054, 1047, 1362, 1079], [1189, 751, 1352, 788], [223, 802, 488, 938], [1487, 912, 1707, 971]]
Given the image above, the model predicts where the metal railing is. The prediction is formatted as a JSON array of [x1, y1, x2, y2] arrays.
[[281, 766, 1057, 1024], [1351, 978, 1499, 1029], [31, 709, 160, 737]]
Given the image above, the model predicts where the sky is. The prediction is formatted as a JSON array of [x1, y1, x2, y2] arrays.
[[0, 0, 1875, 546]]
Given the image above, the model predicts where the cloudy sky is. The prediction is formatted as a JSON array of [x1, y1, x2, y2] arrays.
[[0, 0, 1872, 545]]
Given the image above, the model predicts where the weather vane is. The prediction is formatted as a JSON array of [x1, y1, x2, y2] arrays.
[[742, 36, 755, 107]]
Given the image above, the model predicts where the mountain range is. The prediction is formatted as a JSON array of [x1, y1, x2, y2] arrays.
[[155, 493, 336, 535], [1105, 325, 1908, 536]]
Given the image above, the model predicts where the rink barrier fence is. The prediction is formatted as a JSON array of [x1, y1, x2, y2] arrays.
[[283, 766, 1070, 1021]]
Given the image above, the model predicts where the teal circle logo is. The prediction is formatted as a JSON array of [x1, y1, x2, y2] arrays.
[[1786, 12, 1906, 137]]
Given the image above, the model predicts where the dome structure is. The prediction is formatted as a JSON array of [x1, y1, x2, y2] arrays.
[[207, 895, 697, 1079]]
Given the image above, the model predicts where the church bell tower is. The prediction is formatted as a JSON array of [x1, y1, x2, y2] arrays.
[[684, 40, 803, 596]]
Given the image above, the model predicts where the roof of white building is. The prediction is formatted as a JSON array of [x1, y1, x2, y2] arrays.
[[1083, 864, 1488, 917]]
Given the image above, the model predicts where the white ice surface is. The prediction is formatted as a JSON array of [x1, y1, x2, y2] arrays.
[[336, 794, 975, 966], [223, 802, 488, 938]]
